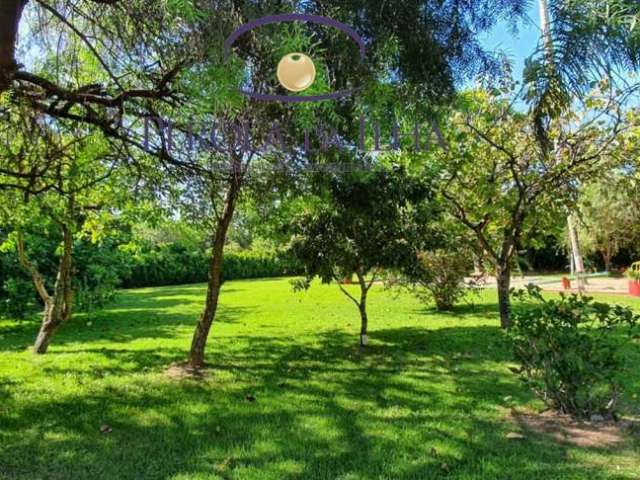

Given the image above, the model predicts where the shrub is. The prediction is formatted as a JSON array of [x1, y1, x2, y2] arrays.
[[508, 285, 639, 419], [1, 277, 36, 318], [72, 240, 132, 312], [627, 261, 640, 281], [410, 249, 474, 311], [122, 244, 303, 288]]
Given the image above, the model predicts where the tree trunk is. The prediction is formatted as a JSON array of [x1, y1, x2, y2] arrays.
[[33, 224, 73, 354], [496, 263, 512, 329], [0, 0, 27, 93], [567, 214, 586, 291], [602, 250, 613, 273], [356, 272, 369, 347], [17, 224, 74, 354], [358, 300, 368, 347], [538, 0, 587, 291], [187, 175, 241, 368]]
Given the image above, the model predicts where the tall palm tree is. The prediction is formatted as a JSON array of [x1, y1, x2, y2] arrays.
[[528, 0, 639, 286]]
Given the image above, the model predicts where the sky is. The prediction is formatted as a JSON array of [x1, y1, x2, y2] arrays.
[[478, 3, 543, 82]]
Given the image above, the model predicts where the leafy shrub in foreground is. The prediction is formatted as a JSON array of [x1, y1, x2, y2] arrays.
[[508, 285, 639, 419]]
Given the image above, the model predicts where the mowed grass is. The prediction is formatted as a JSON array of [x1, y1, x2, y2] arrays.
[[0, 278, 638, 480]]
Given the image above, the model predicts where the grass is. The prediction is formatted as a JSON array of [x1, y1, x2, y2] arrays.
[[0, 278, 639, 480]]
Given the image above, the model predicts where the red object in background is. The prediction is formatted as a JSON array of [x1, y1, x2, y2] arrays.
[[629, 281, 640, 297], [561, 277, 571, 290]]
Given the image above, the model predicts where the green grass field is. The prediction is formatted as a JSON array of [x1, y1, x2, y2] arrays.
[[0, 278, 638, 480]]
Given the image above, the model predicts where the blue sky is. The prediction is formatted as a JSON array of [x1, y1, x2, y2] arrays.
[[479, 3, 542, 81]]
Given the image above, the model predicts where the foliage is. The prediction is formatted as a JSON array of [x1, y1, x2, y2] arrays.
[[72, 240, 133, 312], [628, 261, 640, 281], [0, 229, 131, 318], [574, 177, 640, 270], [0, 277, 35, 319], [290, 162, 434, 289], [508, 285, 639, 418], [409, 249, 475, 311], [118, 221, 302, 288], [524, 0, 640, 147], [122, 242, 301, 288]]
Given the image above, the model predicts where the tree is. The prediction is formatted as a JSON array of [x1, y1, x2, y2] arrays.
[[575, 177, 640, 271], [0, 110, 130, 353], [528, 0, 640, 286], [0, 0, 189, 133], [289, 162, 434, 347], [433, 88, 629, 327], [176, 0, 529, 367]]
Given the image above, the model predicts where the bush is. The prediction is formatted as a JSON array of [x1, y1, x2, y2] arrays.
[[0, 233, 131, 318], [1, 277, 36, 318], [508, 285, 639, 419], [627, 261, 640, 281], [122, 244, 303, 288], [410, 249, 474, 311]]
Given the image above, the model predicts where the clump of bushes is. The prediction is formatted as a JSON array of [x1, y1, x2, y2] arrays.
[[1, 231, 303, 318], [391, 249, 475, 311], [508, 285, 639, 419], [411, 250, 474, 311]]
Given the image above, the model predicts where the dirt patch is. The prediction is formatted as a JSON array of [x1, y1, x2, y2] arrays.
[[509, 409, 638, 448], [164, 363, 208, 381]]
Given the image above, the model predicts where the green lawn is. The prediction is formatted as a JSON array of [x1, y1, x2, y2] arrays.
[[0, 278, 638, 480]]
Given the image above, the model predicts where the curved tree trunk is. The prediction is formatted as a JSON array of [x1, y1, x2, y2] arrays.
[[187, 172, 241, 369], [33, 223, 73, 353], [17, 224, 74, 354]]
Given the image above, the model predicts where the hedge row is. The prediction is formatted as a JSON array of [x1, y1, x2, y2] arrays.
[[121, 246, 303, 288]]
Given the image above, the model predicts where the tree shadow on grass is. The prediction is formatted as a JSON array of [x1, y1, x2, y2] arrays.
[[0, 284, 246, 353], [1, 325, 638, 479]]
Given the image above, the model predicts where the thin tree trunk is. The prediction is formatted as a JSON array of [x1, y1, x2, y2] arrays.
[[567, 214, 586, 291], [356, 272, 369, 347], [187, 175, 240, 368], [496, 263, 512, 329], [602, 248, 613, 273], [538, 0, 587, 292], [0, 0, 27, 93], [538, 0, 553, 56]]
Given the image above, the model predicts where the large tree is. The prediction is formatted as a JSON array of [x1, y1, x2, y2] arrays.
[[434, 88, 630, 327], [528, 0, 640, 284]]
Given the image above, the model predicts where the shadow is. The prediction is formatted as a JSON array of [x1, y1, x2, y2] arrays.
[[0, 284, 249, 352], [1, 283, 638, 479], [2, 325, 636, 479]]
